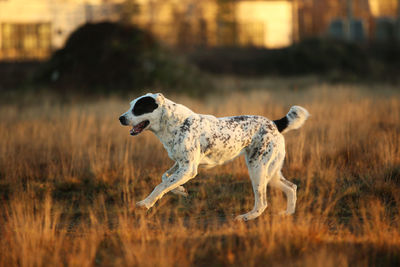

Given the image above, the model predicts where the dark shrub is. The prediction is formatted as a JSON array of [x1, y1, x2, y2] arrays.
[[190, 38, 400, 82], [35, 22, 210, 95]]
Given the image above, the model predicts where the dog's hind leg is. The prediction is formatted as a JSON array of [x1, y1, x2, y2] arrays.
[[236, 140, 285, 221], [235, 163, 269, 221], [235, 147, 278, 221], [270, 171, 297, 215], [162, 162, 188, 197]]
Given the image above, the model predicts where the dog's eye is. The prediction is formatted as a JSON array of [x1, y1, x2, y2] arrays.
[[133, 96, 158, 116]]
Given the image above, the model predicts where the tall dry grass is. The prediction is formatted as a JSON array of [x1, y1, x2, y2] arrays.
[[0, 83, 399, 266]]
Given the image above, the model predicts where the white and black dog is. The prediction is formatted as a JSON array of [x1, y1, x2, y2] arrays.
[[119, 93, 309, 221]]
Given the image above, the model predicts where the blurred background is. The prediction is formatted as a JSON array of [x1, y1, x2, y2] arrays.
[[0, 0, 399, 95], [2, 3, 400, 266]]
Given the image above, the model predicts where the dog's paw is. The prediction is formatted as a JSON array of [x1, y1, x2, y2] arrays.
[[279, 210, 295, 216], [172, 186, 188, 197], [136, 200, 151, 209], [234, 215, 248, 222]]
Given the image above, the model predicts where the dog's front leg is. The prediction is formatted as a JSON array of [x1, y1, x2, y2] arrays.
[[136, 164, 198, 209], [161, 162, 179, 181], [162, 162, 188, 197]]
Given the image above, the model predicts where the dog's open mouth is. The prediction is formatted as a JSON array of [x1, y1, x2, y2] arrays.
[[130, 120, 150, 136]]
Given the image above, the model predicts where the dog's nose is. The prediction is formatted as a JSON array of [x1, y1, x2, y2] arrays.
[[119, 116, 127, 125]]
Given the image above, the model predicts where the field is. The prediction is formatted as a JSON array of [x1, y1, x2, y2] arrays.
[[0, 80, 400, 266]]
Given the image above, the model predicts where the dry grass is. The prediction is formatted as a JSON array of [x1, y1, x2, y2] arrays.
[[0, 81, 400, 266]]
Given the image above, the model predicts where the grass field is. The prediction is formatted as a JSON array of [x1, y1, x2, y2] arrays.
[[0, 81, 399, 266]]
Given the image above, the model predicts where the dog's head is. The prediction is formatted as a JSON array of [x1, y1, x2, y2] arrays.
[[119, 93, 165, 136]]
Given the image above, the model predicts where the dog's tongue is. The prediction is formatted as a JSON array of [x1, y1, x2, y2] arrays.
[[130, 126, 140, 135]]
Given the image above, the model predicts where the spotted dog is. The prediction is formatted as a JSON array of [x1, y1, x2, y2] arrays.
[[119, 93, 309, 221]]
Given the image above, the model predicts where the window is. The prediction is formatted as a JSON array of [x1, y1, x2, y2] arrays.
[[0, 23, 52, 60]]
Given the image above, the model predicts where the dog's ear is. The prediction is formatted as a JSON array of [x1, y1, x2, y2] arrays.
[[155, 93, 165, 105]]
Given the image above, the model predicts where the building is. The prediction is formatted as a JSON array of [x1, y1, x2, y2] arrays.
[[369, 0, 399, 17], [1, 0, 398, 61], [131, 0, 295, 49], [0, 0, 296, 60], [0, 0, 122, 60]]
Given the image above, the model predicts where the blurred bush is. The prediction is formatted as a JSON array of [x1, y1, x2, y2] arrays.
[[0, 62, 39, 91], [190, 38, 400, 82], [34, 22, 211, 95]]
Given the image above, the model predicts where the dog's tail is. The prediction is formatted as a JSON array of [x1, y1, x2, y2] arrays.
[[273, 106, 309, 134]]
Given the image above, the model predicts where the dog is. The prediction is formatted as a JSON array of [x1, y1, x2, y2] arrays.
[[119, 93, 309, 221]]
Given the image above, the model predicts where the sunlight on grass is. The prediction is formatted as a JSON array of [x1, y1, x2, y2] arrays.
[[0, 83, 399, 266]]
